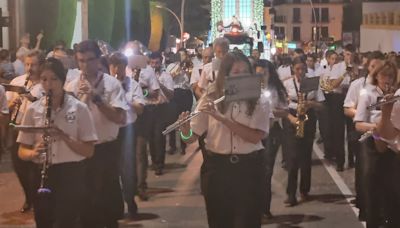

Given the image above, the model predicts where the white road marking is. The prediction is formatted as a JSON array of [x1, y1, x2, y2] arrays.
[[313, 144, 366, 228]]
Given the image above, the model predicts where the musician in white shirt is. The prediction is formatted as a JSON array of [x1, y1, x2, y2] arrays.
[[17, 58, 98, 228], [64, 40, 129, 227], [179, 52, 270, 228], [354, 61, 399, 228]]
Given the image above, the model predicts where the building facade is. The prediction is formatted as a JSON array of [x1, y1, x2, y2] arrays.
[[271, 0, 343, 48], [360, 2, 400, 53]]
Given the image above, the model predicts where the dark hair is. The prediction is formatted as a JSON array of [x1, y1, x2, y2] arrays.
[[325, 50, 337, 59], [42, 58, 67, 84], [212, 51, 257, 116], [371, 61, 398, 87], [109, 52, 128, 66], [149, 51, 162, 60], [255, 59, 288, 105], [75, 40, 102, 58], [26, 50, 46, 65], [53, 40, 66, 50], [294, 48, 305, 55], [368, 50, 385, 61], [99, 56, 110, 74], [0, 49, 10, 61], [344, 44, 355, 53], [292, 56, 306, 66]]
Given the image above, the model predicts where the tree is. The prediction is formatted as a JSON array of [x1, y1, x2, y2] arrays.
[[164, 0, 211, 39]]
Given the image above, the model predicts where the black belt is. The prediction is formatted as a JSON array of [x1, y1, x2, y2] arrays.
[[205, 149, 263, 164]]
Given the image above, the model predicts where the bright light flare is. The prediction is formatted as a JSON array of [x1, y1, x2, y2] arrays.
[[271, 47, 277, 55], [124, 48, 134, 57]]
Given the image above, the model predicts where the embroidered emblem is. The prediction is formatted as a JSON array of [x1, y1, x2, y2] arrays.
[[65, 111, 76, 123]]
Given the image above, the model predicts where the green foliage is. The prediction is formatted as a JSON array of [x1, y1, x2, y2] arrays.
[[88, 0, 115, 42], [25, 0, 77, 49]]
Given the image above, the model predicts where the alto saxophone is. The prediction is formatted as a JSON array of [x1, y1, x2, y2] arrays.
[[38, 90, 53, 194], [295, 92, 309, 138]]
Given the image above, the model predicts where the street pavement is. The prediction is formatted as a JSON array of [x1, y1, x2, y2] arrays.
[[0, 140, 365, 228]]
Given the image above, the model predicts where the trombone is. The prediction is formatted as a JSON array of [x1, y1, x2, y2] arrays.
[[162, 96, 225, 135]]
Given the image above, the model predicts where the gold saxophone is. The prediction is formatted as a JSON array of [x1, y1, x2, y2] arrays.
[[295, 92, 309, 138]]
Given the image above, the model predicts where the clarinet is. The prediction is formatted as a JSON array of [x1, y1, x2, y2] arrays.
[[37, 90, 52, 194], [10, 74, 30, 125]]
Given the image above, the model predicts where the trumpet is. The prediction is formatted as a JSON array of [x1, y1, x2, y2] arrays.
[[162, 96, 225, 135], [367, 95, 400, 111], [38, 90, 53, 195]]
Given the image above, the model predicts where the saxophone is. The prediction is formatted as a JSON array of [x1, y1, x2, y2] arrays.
[[295, 92, 309, 138], [37, 90, 53, 194]]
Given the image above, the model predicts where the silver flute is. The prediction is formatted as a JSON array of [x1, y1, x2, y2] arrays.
[[367, 95, 400, 111], [162, 96, 225, 135], [359, 131, 373, 142]]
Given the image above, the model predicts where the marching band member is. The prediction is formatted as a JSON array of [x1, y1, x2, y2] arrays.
[[167, 48, 193, 155], [343, 50, 384, 220], [179, 52, 270, 228], [354, 61, 399, 228], [17, 58, 98, 228], [197, 38, 230, 97], [135, 52, 174, 201], [282, 57, 324, 206], [255, 59, 288, 219], [191, 47, 213, 100], [65, 40, 129, 228], [6, 50, 46, 213], [109, 52, 145, 218]]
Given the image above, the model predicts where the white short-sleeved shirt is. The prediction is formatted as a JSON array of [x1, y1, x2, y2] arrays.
[[306, 68, 316, 78], [343, 76, 372, 108], [191, 93, 271, 155], [121, 76, 145, 125], [145, 71, 174, 105], [198, 62, 217, 90], [65, 73, 129, 143], [65, 68, 80, 88], [284, 76, 325, 110], [190, 65, 204, 86], [192, 57, 202, 68], [354, 84, 384, 124], [0, 85, 9, 114], [6, 74, 45, 124], [16, 94, 98, 164], [262, 87, 288, 119], [277, 65, 292, 82], [332, 61, 351, 89]]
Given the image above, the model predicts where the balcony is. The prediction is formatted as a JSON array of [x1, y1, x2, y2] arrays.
[[274, 15, 287, 23], [363, 10, 400, 29]]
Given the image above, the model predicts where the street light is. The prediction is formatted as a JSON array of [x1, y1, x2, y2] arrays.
[[156, 4, 184, 48], [309, 0, 319, 54]]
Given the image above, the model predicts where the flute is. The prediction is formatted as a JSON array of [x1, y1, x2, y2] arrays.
[[367, 95, 400, 111], [162, 96, 225, 135]]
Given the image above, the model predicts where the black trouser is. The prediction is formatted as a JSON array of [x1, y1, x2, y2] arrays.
[[262, 122, 283, 214], [81, 140, 124, 228], [346, 120, 362, 208], [118, 123, 138, 214], [360, 138, 400, 228], [33, 162, 86, 228], [169, 88, 193, 152], [316, 100, 329, 144], [136, 104, 168, 190], [201, 150, 264, 228], [283, 109, 316, 198], [324, 93, 346, 167], [10, 132, 36, 207]]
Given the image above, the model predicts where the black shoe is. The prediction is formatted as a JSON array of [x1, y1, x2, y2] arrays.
[[155, 169, 163, 176], [300, 193, 309, 202], [20, 202, 32, 213], [336, 166, 344, 172], [168, 148, 176, 155], [348, 162, 355, 169], [263, 211, 273, 219], [138, 190, 148, 201], [284, 196, 298, 207]]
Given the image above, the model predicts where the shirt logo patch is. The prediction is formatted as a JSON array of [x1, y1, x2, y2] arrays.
[[65, 111, 76, 123]]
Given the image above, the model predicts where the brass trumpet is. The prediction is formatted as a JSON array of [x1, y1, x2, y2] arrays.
[[162, 96, 225, 135]]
